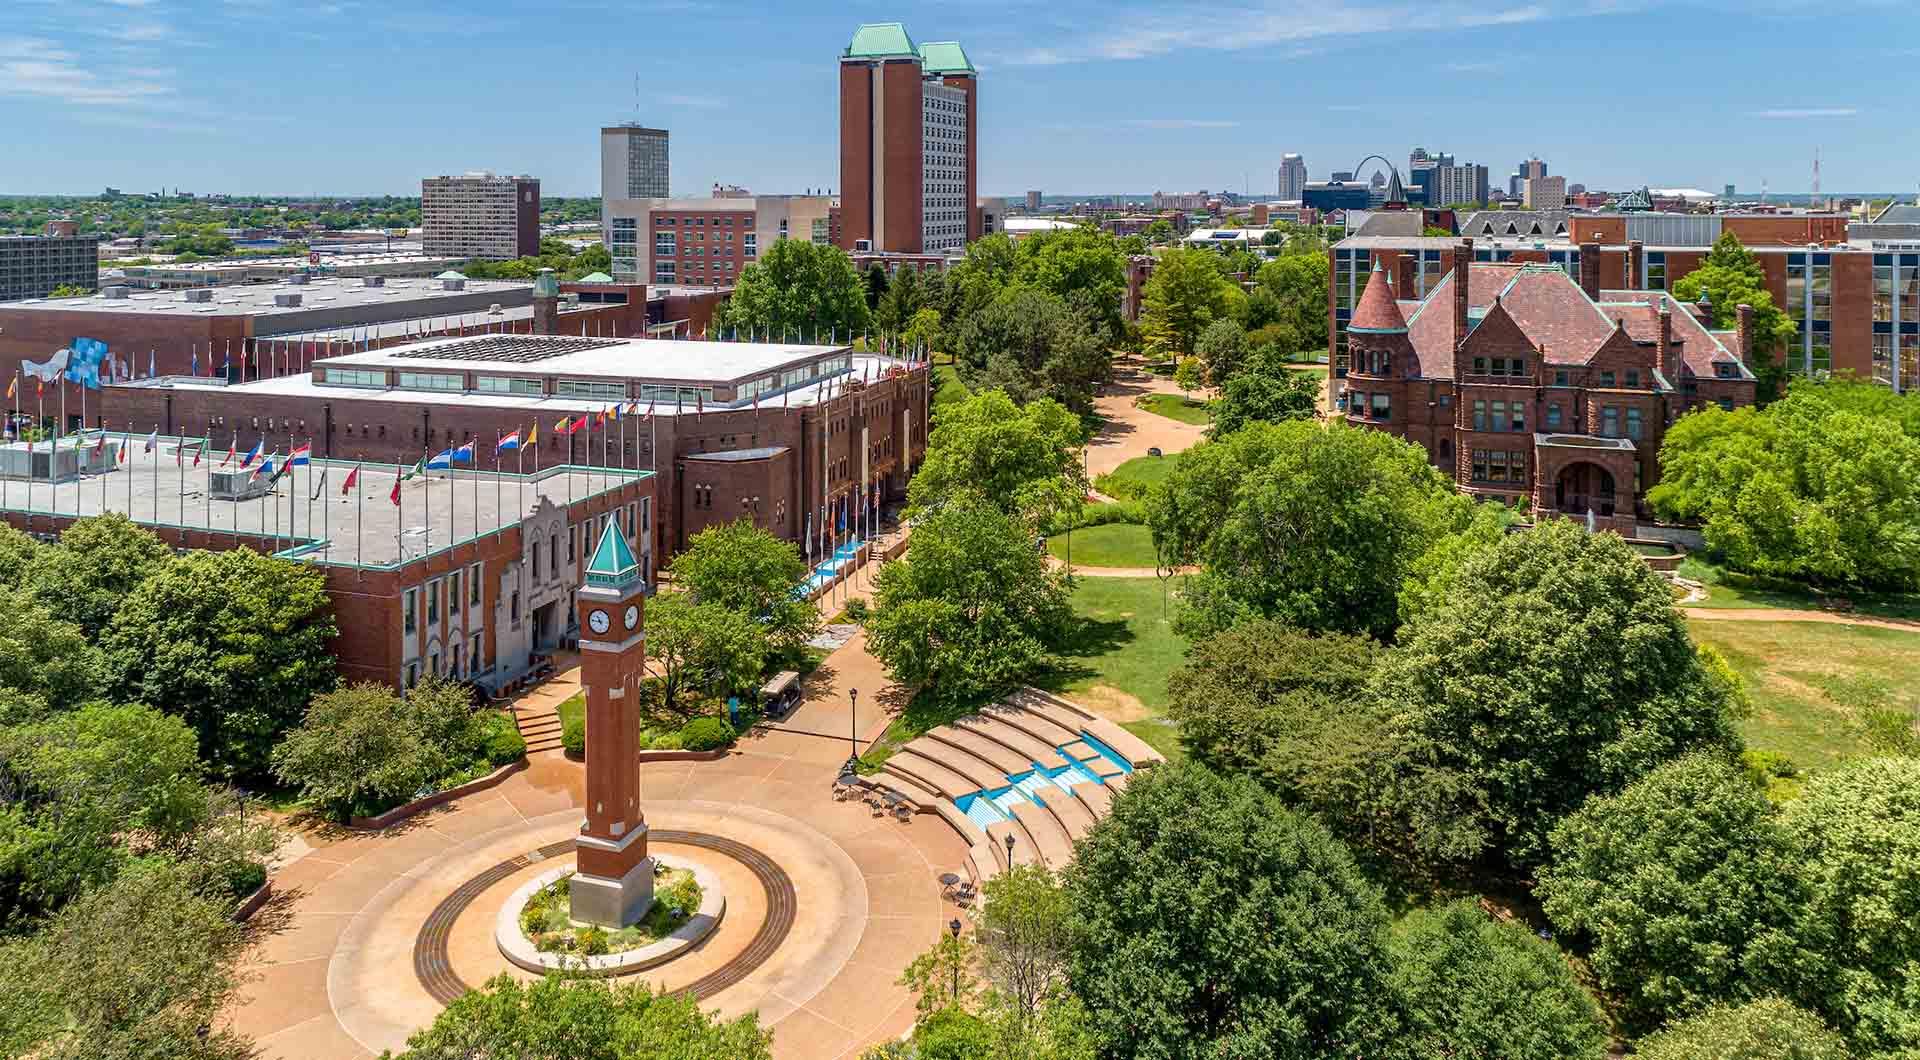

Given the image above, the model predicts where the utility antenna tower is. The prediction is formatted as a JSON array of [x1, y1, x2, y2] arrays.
[[1812, 147, 1821, 204]]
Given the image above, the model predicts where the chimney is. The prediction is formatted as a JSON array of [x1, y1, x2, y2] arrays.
[[1736, 303, 1755, 365], [1658, 301, 1675, 381], [1452, 238, 1473, 350], [1578, 241, 1601, 300], [532, 267, 560, 336], [1627, 240, 1643, 289]]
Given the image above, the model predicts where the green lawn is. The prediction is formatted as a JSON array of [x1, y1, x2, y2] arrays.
[[932, 363, 971, 415], [1045, 576, 1191, 762], [1047, 523, 1158, 568], [556, 690, 584, 729], [1681, 558, 1920, 621], [1136, 392, 1211, 425], [1689, 618, 1920, 771], [1094, 452, 1182, 501]]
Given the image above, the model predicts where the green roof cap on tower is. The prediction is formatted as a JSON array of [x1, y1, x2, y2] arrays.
[[585, 520, 641, 589], [917, 41, 975, 74], [435, 269, 468, 280], [845, 22, 917, 59], [576, 271, 614, 283], [532, 267, 560, 298]]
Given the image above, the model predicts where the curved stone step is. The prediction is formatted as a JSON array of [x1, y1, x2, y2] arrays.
[[1071, 780, 1114, 821], [902, 738, 1011, 793], [981, 702, 1081, 748], [1008, 800, 1075, 870], [926, 726, 1034, 775], [1037, 781, 1097, 839], [1082, 717, 1168, 767], [1104, 771, 1134, 795], [871, 769, 941, 811], [886, 751, 976, 801], [985, 817, 1041, 869], [955, 714, 1072, 770]]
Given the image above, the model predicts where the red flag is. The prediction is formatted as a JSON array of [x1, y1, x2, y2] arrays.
[[570, 414, 588, 434], [94, 430, 106, 455], [341, 464, 359, 495], [193, 443, 202, 467], [389, 476, 401, 506]]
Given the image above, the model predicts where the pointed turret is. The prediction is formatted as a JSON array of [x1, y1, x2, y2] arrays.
[[1347, 262, 1409, 335]]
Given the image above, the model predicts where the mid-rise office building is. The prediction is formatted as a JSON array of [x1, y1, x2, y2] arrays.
[[1, 234, 99, 302], [1277, 153, 1307, 202], [1432, 163, 1490, 207], [838, 23, 978, 254], [607, 195, 835, 287], [1524, 175, 1568, 211], [1025, 190, 1043, 211], [421, 172, 540, 261], [600, 124, 671, 242]]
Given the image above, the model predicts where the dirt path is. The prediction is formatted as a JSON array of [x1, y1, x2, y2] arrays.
[[1085, 371, 1208, 479], [1683, 607, 1920, 633]]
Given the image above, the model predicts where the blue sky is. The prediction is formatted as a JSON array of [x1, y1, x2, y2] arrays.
[[3, 0, 1914, 197]]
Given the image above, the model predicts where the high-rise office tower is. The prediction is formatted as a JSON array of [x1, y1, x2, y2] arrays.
[[838, 22, 977, 254], [1277, 153, 1307, 201], [600, 124, 669, 243], [421, 172, 540, 261]]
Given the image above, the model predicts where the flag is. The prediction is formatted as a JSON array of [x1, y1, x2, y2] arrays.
[[251, 453, 277, 482], [426, 448, 454, 470], [389, 476, 402, 506], [240, 439, 262, 468], [553, 414, 573, 434], [525, 422, 538, 449], [221, 436, 236, 467], [289, 442, 312, 466], [94, 430, 106, 455], [193, 439, 202, 467], [644, 399, 655, 419], [144, 427, 158, 453], [148, 349, 156, 378], [453, 441, 475, 463], [4, 377, 13, 400], [497, 430, 521, 453], [117, 441, 128, 465], [190, 349, 199, 377], [341, 463, 359, 495], [696, 390, 704, 413], [402, 457, 424, 480], [574, 413, 590, 434]]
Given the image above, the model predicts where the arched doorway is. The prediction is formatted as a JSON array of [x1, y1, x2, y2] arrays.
[[1554, 462, 1616, 517]]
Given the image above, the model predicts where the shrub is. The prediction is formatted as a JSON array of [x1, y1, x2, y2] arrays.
[[844, 597, 870, 622], [475, 711, 525, 766], [679, 717, 735, 752], [650, 731, 684, 751], [913, 1007, 994, 1060], [578, 925, 609, 956], [562, 710, 586, 756]]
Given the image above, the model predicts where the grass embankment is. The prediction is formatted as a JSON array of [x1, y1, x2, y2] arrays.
[[932, 363, 971, 415], [1681, 558, 1920, 622], [1094, 452, 1182, 501], [1047, 576, 1190, 762], [1135, 392, 1211, 425], [1690, 619, 1920, 771]]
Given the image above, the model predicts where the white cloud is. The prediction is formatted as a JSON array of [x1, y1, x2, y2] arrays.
[[0, 56, 173, 105], [1751, 107, 1859, 118]]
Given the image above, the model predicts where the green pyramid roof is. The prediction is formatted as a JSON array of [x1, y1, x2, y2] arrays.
[[576, 271, 614, 283], [917, 41, 975, 75], [585, 520, 641, 589], [845, 22, 916, 59], [435, 270, 467, 280]]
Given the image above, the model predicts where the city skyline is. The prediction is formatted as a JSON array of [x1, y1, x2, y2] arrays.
[[2, 0, 1913, 197]]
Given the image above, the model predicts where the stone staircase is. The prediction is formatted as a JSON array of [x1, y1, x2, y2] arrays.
[[511, 699, 566, 755], [857, 688, 1166, 889]]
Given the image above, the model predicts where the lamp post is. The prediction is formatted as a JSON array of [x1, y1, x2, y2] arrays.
[[844, 686, 860, 774], [1003, 832, 1016, 868], [948, 918, 964, 1003]]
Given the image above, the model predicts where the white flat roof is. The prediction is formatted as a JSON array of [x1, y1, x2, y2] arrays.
[[315, 335, 849, 384]]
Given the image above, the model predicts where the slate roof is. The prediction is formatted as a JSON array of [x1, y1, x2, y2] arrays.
[[1873, 203, 1920, 224], [1458, 210, 1570, 238], [1348, 264, 1408, 333], [1599, 289, 1752, 380]]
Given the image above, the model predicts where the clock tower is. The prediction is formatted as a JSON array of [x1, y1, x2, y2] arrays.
[[570, 518, 653, 927]]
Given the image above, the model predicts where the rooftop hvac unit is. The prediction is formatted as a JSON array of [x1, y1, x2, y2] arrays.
[[182, 288, 213, 303], [287, 272, 310, 285], [488, 303, 503, 315], [363, 275, 386, 288], [209, 467, 275, 501], [274, 292, 303, 307], [101, 285, 130, 299], [441, 278, 466, 291]]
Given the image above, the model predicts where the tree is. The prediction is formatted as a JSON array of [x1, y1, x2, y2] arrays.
[[1649, 381, 1920, 590], [643, 592, 767, 707], [874, 261, 922, 335], [1636, 998, 1853, 1060], [943, 233, 1019, 333], [101, 548, 338, 780], [0, 859, 253, 1060], [913, 1007, 994, 1060], [0, 524, 39, 587], [388, 973, 771, 1060], [1389, 900, 1609, 1060], [900, 930, 983, 1018], [0, 587, 100, 718], [1140, 248, 1237, 356], [1143, 419, 1471, 639], [907, 389, 1087, 525], [1207, 349, 1321, 436], [1371, 520, 1743, 874], [28, 512, 172, 637], [951, 286, 1109, 414], [866, 498, 1072, 704], [865, 261, 890, 311], [1064, 764, 1402, 1059], [1193, 318, 1249, 385], [714, 238, 869, 341], [1142, 219, 1173, 245], [1673, 232, 1798, 400], [977, 865, 1071, 1036], [903, 306, 944, 357], [1171, 357, 1203, 401], [271, 682, 453, 821], [1254, 253, 1331, 352], [1778, 757, 1920, 1053], [1538, 753, 1804, 1033], [1014, 226, 1128, 345], [669, 521, 818, 665]]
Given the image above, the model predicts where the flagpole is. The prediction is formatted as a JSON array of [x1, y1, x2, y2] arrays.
[[58, 381, 67, 522], [356, 454, 364, 569]]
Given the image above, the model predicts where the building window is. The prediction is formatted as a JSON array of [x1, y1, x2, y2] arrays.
[[1626, 408, 1643, 440], [476, 376, 542, 396], [1491, 401, 1506, 432], [655, 261, 676, 283], [1471, 449, 1487, 481], [510, 590, 521, 625], [744, 233, 757, 258], [323, 368, 386, 387], [449, 570, 462, 615], [426, 579, 440, 624], [405, 662, 419, 689], [1472, 356, 1487, 374], [1601, 406, 1620, 437], [1625, 369, 1640, 388], [655, 231, 676, 256], [567, 527, 576, 564], [1546, 404, 1563, 429], [1599, 371, 1615, 387], [1718, 397, 1735, 412], [1715, 362, 1737, 379], [471, 639, 482, 674], [1472, 399, 1486, 431], [555, 379, 626, 401], [1370, 393, 1390, 421], [1554, 370, 1569, 387], [403, 588, 417, 634], [470, 563, 483, 605], [1438, 438, 1453, 461], [1510, 402, 1525, 432], [398, 372, 462, 392], [532, 538, 541, 579]]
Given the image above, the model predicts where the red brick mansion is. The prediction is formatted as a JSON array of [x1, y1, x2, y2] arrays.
[[1338, 239, 1758, 533]]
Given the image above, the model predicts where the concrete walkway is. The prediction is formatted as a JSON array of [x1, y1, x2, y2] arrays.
[[1085, 371, 1208, 480], [229, 634, 964, 1060]]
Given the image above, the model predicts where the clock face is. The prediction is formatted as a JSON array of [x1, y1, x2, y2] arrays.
[[587, 609, 611, 635], [624, 605, 641, 630]]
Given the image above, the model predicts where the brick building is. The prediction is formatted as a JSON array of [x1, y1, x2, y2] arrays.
[[0, 439, 650, 692], [1338, 243, 1757, 533], [1, 233, 98, 301], [838, 23, 979, 254], [421, 172, 540, 261], [1332, 212, 1920, 391], [95, 332, 930, 566], [606, 195, 834, 287]]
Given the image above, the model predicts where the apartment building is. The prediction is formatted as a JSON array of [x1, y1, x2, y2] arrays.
[[838, 23, 979, 254], [421, 172, 540, 261], [0, 234, 99, 302]]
